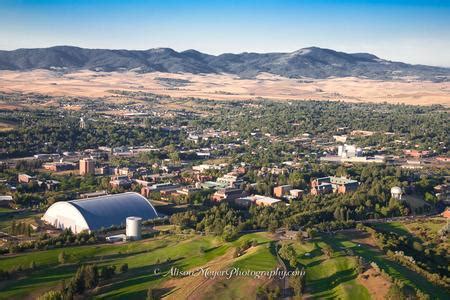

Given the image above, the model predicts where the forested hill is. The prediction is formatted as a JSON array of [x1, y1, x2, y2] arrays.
[[0, 46, 449, 81]]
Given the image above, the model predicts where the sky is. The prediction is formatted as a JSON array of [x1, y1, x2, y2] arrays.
[[1, 0, 450, 67]]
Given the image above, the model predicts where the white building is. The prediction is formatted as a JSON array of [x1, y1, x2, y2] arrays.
[[42, 192, 158, 233]]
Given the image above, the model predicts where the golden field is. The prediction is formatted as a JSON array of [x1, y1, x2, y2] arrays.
[[0, 70, 449, 106]]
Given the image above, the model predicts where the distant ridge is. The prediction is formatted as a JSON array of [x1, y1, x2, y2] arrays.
[[0, 46, 449, 81]]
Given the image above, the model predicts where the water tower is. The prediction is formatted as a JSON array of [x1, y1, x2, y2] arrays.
[[126, 216, 142, 240], [391, 186, 403, 200]]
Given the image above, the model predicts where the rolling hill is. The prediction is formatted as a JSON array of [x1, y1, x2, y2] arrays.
[[0, 46, 449, 81]]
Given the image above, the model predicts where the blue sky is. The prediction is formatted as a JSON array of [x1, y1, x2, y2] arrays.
[[1, 0, 450, 66]]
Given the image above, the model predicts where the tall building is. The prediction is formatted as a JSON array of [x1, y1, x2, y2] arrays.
[[79, 158, 95, 176]]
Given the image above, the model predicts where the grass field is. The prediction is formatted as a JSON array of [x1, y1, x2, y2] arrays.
[[0, 228, 448, 299], [0, 232, 276, 299], [285, 238, 371, 300]]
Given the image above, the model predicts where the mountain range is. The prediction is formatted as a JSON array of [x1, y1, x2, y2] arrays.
[[0, 46, 449, 81]]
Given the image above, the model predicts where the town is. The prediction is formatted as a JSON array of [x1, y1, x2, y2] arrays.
[[0, 92, 449, 299]]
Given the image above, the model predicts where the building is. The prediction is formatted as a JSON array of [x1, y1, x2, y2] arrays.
[[114, 167, 135, 177], [403, 149, 430, 158], [141, 183, 181, 197], [436, 156, 450, 163], [236, 195, 283, 207], [18, 173, 36, 184], [79, 190, 108, 199], [42, 180, 60, 190], [289, 189, 304, 199], [0, 195, 13, 207], [95, 166, 112, 175], [320, 155, 385, 164], [42, 192, 158, 233], [110, 176, 132, 189], [273, 185, 292, 198], [176, 187, 201, 197], [311, 176, 359, 195], [106, 234, 127, 243], [33, 153, 60, 161], [333, 135, 348, 143], [337, 144, 362, 158], [43, 161, 76, 172], [434, 184, 449, 202], [216, 173, 245, 189], [212, 188, 247, 202], [199, 181, 229, 190], [79, 158, 95, 176]]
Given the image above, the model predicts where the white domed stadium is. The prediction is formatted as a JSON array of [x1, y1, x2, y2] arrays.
[[42, 192, 158, 233], [391, 186, 403, 200]]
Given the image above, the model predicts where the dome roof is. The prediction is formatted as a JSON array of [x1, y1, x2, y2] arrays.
[[391, 186, 402, 194], [42, 192, 158, 233]]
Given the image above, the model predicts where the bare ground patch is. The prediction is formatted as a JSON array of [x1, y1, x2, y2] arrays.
[[357, 267, 391, 300]]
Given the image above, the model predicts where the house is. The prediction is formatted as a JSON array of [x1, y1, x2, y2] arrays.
[[273, 185, 292, 198], [311, 176, 359, 195]]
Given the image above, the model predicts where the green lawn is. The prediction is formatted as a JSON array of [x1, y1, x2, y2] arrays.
[[369, 222, 411, 236], [1, 230, 447, 299], [287, 238, 371, 300], [0, 234, 223, 299], [200, 233, 279, 300], [0, 232, 276, 300], [233, 242, 278, 271]]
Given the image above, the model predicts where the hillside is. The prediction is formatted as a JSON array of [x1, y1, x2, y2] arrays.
[[1, 46, 449, 81]]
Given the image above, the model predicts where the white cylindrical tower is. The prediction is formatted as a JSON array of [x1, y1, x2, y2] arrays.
[[391, 186, 403, 200], [126, 216, 142, 240]]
